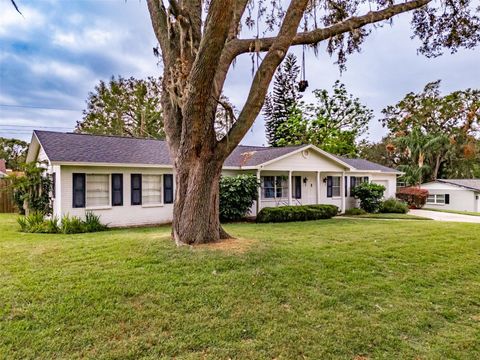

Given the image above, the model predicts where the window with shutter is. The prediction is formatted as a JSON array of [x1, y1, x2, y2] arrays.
[[86, 174, 110, 208], [72, 173, 85, 208], [111, 174, 123, 206], [131, 174, 142, 205], [164, 174, 174, 204], [142, 175, 162, 205], [331, 177, 341, 197]]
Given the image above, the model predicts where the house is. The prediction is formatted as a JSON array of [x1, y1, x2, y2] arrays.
[[420, 179, 480, 213], [26, 130, 401, 227], [0, 159, 7, 178]]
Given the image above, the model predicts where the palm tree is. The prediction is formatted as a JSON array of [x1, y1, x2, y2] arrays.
[[394, 127, 450, 185]]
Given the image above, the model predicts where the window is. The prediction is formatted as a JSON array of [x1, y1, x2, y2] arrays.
[[142, 175, 162, 205], [275, 176, 287, 198], [86, 174, 110, 208], [262, 176, 287, 199], [131, 174, 142, 205], [332, 176, 341, 197], [327, 176, 341, 198], [111, 174, 123, 206], [350, 176, 368, 197], [427, 194, 447, 205], [263, 176, 275, 199]]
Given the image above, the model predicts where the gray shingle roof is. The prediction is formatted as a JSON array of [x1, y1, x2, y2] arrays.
[[333, 155, 400, 173], [33, 131, 398, 173], [436, 179, 480, 192], [35, 131, 172, 165], [34, 131, 304, 167], [224, 144, 304, 167]]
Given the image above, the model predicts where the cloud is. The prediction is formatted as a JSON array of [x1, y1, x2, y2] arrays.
[[0, 4, 45, 39]]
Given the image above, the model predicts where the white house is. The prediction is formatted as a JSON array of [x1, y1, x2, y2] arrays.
[[420, 179, 480, 212], [26, 131, 401, 227]]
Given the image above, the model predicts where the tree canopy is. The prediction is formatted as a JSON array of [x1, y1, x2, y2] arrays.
[[0, 137, 28, 170], [263, 53, 302, 147], [76, 76, 165, 139], [360, 81, 480, 185], [274, 81, 372, 156]]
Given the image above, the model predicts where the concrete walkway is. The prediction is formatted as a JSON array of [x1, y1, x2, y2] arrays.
[[410, 209, 480, 223]]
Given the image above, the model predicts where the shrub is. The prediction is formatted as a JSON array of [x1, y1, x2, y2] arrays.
[[396, 187, 428, 209], [45, 217, 60, 233], [219, 175, 259, 221], [17, 212, 58, 233], [256, 204, 338, 223], [344, 208, 367, 216], [18, 212, 107, 234], [379, 198, 409, 214], [9, 162, 53, 216], [351, 182, 386, 213], [60, 215, 86, 234], [84, 212, 108, 232]]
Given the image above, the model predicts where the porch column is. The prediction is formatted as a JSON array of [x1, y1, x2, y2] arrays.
[[316, 171, 321, 204], [256, 169, 261, 215], [288, 170, 292, 205], [341, 171, 346, 213]]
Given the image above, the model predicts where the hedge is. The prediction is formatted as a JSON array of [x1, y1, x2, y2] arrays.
[[256, 204, 339, 223], [396, 187, 429, 208]]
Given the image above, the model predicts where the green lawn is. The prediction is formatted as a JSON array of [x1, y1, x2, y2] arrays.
[[1, 214, 480, 359], [424, 208, 480, 217]]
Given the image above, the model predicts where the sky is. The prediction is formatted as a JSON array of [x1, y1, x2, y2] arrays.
[[0, 0, 479, 145]]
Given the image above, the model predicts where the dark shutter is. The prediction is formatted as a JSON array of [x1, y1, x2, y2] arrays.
[[52, 172, 56, 199], [327, 176, 333, 198], [294, 176, 302, 199], [131, 174, 142, 205], [350, 177, 356, 197], [344, 176, 348, 196], [164, 174, 174, 204], [111, 174, 123, 206], [72, 173, 85, 208], [445, 194, 450, 204]]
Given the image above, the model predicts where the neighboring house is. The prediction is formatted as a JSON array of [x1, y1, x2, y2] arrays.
[[26, 131, 401, 227], [420, 179, 480, 213], [0, 159, 7, 178]]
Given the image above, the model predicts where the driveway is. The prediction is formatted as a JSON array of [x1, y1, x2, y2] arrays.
[[410, 209, 480, 223]]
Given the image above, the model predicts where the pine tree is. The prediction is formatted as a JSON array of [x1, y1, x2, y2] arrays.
[[263, 53, 301, 147]]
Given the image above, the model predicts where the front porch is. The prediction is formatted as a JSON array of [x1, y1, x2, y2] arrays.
[[255, 170, 348, 215]]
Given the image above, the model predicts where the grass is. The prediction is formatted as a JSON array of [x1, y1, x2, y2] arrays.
[[1, 213, 480, 359], [424, 208, 480, 217], [346, 213, 433, 220]]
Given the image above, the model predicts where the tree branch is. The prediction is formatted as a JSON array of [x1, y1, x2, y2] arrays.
[[230, 0, 432, 56], [182, 0, 236, 144], [217, 0, 310, 155], [146, 0, 171, 65]]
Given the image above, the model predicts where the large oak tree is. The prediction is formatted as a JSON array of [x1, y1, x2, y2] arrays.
[[146, 0, 479, 245]]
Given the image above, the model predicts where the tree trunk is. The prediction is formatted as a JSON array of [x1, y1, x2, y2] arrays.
[[172, 154, 230, 245], [433, 154, 442, 180]]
